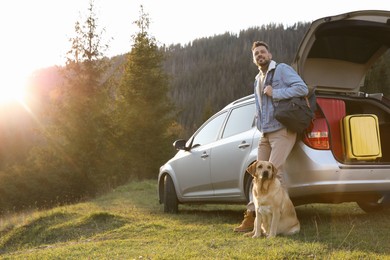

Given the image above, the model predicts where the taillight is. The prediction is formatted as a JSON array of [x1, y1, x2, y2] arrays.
[[303, 111, 330, 149]]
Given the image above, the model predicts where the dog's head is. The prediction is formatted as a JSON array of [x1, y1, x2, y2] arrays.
[[247, 161, 278, 194], [247, 160, 277, 181]]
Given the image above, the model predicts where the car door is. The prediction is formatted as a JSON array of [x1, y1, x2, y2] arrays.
[[209, 102, 257, 197], [174, 111, 228, 199]]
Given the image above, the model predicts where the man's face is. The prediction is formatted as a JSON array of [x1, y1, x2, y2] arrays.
[[252, 45, 272, 67]]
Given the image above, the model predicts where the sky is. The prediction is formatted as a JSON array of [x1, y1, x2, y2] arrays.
[[0, 0, 389, 93]]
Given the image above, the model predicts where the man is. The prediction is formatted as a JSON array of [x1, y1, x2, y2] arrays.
[[234, 41, 308, 232]]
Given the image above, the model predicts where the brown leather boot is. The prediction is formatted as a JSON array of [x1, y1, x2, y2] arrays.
[[233, 210, 255, 232]]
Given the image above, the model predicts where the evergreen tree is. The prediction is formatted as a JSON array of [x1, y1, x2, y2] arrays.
[[115, 6, 176, 179], [33, 0, 111, 196]]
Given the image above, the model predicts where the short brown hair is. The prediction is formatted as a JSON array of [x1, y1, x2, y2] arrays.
[[252, 41, 270, 51]]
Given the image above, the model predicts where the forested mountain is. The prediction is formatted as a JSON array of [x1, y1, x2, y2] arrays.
[[27, 22, 310, 138], [162, 23, 310, 135], [25, 21, 390, 141], [27, 22, 390, 137], [160, 22, 390, 136]]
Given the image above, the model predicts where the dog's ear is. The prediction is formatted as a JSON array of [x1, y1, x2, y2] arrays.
[[246, 161, 257, 176]]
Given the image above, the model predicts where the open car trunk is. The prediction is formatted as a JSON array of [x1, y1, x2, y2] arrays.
[[292, 10, 390, 165]]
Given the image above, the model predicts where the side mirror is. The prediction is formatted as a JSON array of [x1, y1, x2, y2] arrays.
[[173, 139, 188, 151]]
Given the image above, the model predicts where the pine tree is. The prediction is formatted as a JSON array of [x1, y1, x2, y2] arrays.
[[34, 0, 111, 196], [115, 6, 176, 179]]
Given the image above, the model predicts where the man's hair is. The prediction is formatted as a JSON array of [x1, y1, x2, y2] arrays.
[[252, 41, 270, 51]]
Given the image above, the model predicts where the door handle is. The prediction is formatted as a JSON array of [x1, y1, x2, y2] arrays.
[[238, 142, 250, 149], [201, 152, 209, 159]]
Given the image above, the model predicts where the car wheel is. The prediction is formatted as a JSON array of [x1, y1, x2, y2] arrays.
[[244, 174, 253, 203], [356, 195, 385, 213], [163, 174, 178, 214]]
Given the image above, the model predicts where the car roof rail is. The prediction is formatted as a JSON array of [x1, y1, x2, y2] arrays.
[[231, 94, 254, 104], [223, 94, 255, 109]]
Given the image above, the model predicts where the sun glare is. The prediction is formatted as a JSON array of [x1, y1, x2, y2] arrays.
[[0, 71, 29, 106]]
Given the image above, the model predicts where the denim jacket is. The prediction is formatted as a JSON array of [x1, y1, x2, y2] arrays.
[[254, 61, 308, 133]]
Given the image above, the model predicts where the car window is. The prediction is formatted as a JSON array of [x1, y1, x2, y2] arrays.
[[362, 48, 390, 99], [191, 112, 227, 147], [222, 103, 256, 138]]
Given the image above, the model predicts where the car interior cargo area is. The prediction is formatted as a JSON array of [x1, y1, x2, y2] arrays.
[[317, 96, 390, 163]]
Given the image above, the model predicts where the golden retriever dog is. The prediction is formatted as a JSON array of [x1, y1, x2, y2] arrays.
[[245, 160, 300, 238]]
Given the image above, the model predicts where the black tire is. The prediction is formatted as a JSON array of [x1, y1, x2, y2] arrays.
[[244, 174, 254, 203], [357, 195, 385, 213], [163, 175, 178, 214]]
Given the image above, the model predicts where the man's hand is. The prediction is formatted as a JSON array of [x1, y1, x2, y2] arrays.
[[263, 85, 273, 97]]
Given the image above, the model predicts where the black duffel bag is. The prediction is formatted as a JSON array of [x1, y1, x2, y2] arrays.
[[273, 96, 314, 133]]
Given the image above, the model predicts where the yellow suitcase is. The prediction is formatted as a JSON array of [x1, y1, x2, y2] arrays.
[[341, 114, 382, 161]]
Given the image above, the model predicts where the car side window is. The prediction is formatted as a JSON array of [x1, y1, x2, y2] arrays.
[[222, 103, 256, 138], [191, 112, 227, 147]]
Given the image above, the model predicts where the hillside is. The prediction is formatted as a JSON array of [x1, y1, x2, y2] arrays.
[[1, 180, 390, 259]]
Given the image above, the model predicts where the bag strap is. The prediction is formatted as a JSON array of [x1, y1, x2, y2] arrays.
[[269, 63, 314, 109], [304, 96, 311, 108], [266, 63, 278, 86]]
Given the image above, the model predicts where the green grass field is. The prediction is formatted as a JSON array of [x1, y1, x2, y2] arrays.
[[1, 180, 389, 259]]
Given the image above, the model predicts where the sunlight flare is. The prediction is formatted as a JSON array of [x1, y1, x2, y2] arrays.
[[0, 69, 29, 106]]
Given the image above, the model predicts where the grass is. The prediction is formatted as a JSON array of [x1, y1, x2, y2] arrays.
[[0, 179, 390, 259]]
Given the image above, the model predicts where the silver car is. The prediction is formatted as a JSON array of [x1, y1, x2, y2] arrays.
[[158, 10, 390, 213]]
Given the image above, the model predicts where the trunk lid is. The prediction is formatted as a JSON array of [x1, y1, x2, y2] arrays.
[[292, 10, 390, 94]]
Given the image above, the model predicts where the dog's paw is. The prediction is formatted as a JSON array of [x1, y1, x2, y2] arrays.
[[243, 231, 254, 237], [266, 233, 276, 239], [287, 225, 300, 235], [252, 233, 262, 238]]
